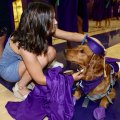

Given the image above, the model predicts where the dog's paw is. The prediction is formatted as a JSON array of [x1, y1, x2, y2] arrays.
[[93, 107, 106, 120], [73, 90, 81, 100]]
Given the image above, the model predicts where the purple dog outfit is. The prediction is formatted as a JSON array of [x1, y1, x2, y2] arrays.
[[6, 67, 75, 120], [79, 35, 120, 120]]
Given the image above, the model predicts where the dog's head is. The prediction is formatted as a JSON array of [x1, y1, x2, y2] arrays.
[[65, 37, 105, 80]]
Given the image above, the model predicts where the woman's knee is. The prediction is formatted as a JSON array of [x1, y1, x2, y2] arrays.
[[36, 46, 56, 68], [47, 46, 56, 62], [19, 61, 27, 77]]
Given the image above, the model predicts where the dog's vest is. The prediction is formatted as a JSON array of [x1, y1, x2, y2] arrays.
[[73, 62, 119, 104]]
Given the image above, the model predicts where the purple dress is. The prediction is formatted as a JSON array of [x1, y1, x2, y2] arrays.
[[6, 67, 75, 120]]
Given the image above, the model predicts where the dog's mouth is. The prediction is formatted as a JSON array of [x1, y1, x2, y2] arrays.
[[77, 65, 84, 72], [68, 61, 85, 73]]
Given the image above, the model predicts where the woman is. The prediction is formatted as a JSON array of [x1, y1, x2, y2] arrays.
[[0, 2, 84, 100]]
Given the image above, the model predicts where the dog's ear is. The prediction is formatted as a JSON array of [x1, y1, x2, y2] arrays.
[[91, 55, 104, 76], [84, 55, 104, 80]]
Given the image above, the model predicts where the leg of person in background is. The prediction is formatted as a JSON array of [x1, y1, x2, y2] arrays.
[[105, 18, 111, 27], [95, 21, 98, 28], [108, 18, 111, 26], [0, 34, 6, 57], [78, 16, 84, 34], [105, 19, 107, 27], [0, 27, 7, 57], [95, 21, 101, 28], [98, 21, 102, 28]]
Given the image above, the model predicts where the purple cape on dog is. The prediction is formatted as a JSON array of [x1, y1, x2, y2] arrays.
[[6, 67, 75, 120]]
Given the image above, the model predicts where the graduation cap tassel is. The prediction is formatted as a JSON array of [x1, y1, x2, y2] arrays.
[[104, 53, 107, 78]]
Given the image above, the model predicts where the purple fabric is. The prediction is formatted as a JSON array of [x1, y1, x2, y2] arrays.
[[92, 0, 105, 21], [78, 0, 88, 32], [86, 36, 105, 56], [106, 57, 120, 73], [113, 1, 119, 17], [80, 75, 104, 94], [57, 0, 78, 32], [109, 62, 119, 73], [6, 67, 75, 120], [104, 0, 113, 19], [106, 57, 120, 63], [72, 82, 120, 120], [93, 107, 106, 120]]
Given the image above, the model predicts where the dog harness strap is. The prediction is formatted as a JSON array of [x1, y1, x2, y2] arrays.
[[81, 34, 88, 45], [87, 93, 106, 101], [106, 95, 113, 104], [82, 96, 90, 108]]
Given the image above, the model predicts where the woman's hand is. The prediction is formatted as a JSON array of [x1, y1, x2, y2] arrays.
[[72, 71, 84, 81]]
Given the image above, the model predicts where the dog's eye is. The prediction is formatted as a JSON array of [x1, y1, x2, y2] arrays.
[[80, 49, 84, 53]]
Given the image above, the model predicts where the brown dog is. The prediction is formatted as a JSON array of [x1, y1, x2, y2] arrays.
[[65, 43, 119, 109]]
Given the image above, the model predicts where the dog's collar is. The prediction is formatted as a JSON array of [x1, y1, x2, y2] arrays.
[[79, 74, 104, 94]]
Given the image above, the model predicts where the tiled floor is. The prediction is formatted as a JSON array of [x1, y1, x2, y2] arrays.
[[0, 19, 120, 120], [0, 84, 20, 120], [53, 19, 120, 45]]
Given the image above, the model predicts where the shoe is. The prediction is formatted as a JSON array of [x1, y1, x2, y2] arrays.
[[27, 82, 35, 90], [49, 61, 64, 68], [12, 82, 30, 100]]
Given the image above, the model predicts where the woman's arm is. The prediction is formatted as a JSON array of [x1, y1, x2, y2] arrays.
[[20, 49, 46, 85], [53, 28, 85, 42], [19, 47, 84, 85]]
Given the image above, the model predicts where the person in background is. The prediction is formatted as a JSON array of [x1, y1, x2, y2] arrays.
[[0, 26, 7, 57], [0, 2, 85, 100], [92, 0, 105, 28], [56, 0, 78, 48], [113, 0, 119, 20], [104, 0, 113, 27], [77, 0, 89, 33]]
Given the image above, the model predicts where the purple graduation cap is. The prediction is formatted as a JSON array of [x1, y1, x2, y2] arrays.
[[82, 35, 120, 73], [86, 36, 105, 56], [81, 35, 105, 56]]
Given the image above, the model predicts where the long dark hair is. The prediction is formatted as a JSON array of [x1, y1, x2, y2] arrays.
[[12, 2, 54, 55]]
